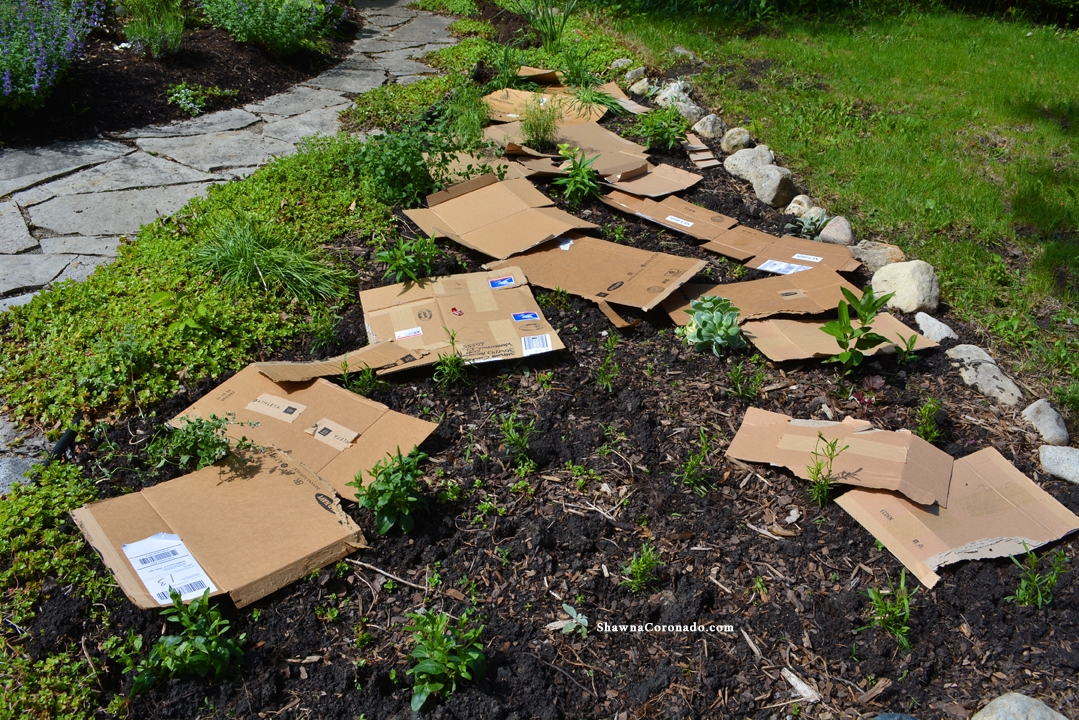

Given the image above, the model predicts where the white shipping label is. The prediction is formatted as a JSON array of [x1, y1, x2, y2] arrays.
[[791, 253, 823, 263], [395, 326, 423, 340], [522, 334, 553, 357], [246, 394, 306, 423], [757, 259, 813, 275], [665, 215, 694, 228], [122, 533, 218, 605], [305, 418, 360, 451]]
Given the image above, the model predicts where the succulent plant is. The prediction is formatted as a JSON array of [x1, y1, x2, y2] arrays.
[[676, 295, 746, 356]]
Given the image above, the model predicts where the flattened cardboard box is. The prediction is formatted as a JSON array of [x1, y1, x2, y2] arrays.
[[837, 448, 1079, 588], [485, 233, 706, 325], [603, 163, 702, 198], [726, 407, 953, 507], [173, 364, 437, 498], [601, 191, 741, 250], [72, 450, 366, 609], [483, 122, 649, 178], [741, 314, 936, 363], [662, 267, 861, 325], [403, 174, 597, 260], [483, 88, 606, 125]]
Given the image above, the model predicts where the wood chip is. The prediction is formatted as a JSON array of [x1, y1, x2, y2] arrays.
[[782, 668, 822, 703]]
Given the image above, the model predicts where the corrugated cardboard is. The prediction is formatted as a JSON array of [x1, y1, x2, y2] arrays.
[[484, 122, 649, 177], [662, 267, 862, 325], [518, 66, 560, 84], [483, 88, 606, 125], [601, 191, 742, 248], [726, 407, 953, 507], [736, 232, 863, 275], [740, 314, 936, 363], [485, 233, 706, 325], [71, 449, 366, 609], [603, 163, 702, 198], [171, 364, 437, 497], [682, 133, 721, 169], [403, 174, 597, 260], [836, 448, 1079, 588]]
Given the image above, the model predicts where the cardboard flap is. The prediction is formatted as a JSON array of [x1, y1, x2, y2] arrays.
[[662, 267, 862, 325], [726, 407, 954, 507], [484, 233, 706, 314], [601, 192, 743, 250], [595, 300, 640, 328], [483, 88, 606, 125], [603, 163, 701, 198], [518, 66, 560, 84], [744, 234, 862, 275], [740, 314, 936, 363], [425, 173, 499, 207], [485, 121, 648, 160], [836, 448, 1079, 589], [256, 342, 413, 383]]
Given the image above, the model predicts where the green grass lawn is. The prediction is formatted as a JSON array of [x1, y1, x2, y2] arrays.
[[608, 9, 1079, 388]]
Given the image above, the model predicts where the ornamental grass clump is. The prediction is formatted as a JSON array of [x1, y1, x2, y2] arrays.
[[198, 0, 337, 55], [0, 0, 103, 109], [676, 295, 746, 356]]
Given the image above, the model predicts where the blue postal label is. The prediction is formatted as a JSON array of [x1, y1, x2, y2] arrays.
[[512, 312, 540, 322], [489, 276, 515, 288]]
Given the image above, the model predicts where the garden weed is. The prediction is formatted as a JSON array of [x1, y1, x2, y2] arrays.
[[675, 428, 714, 497], [499, 409, 536, 476], [342, 75, 455, 132], [1006, 544, 1067, 609], [146, 412, 259, 470], [860, 571, 917, 650], [349, 447, 429, 534], [520, 94, 560, 151], [505, 0, 578, 51], [727, 354, 767, 401], [166, 82, 238, 116], [914, 397, 943, 443], [340, 357, 389, 397], [634, 104, 688, 152], [405, 610, 486, 711], [820, 286, 894, 375], [353, 127, 437, 207], [621, 543, 662, 593], [561, 603, 589, 639], [124, 0, 184, 58], [594, 334, 620, 392], [1055, 381, 1079, 417], [376, 233, 444, 283], [199, 0, 337, 55], [805, 432, 848, 507], [433, 329, 469, 392], [552, 144, 601, 207], [449, 17, 495, 38], [537, 286, 571, 310]]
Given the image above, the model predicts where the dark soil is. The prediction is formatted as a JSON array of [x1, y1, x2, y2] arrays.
[[0, 22, 354, 149], [473, 0, 533, 46]]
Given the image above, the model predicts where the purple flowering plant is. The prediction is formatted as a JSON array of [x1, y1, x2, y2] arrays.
[[0, 0, 103, 109]]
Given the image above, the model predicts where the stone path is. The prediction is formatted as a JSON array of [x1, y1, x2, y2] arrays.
[[0, 0, 455, 313], [0, 0, 456, 481]]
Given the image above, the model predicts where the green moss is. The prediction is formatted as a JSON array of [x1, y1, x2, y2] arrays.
[[340, 75, 455, 132], [449, 17, 496, 38], [410, 0, 477, 15], [424, 37, 494, 73]]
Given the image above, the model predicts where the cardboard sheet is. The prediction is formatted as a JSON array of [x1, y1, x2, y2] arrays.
[[727, 407, 953, 507], [72, 449, 366, 609], [485, 233, 707, 319], [740, 314, 936, 363], [736, 232, 863, 275], [837, 448, 1079, 588], [682, 133, 721, 170], [483, 88, 606, 125], [662, 267, 862, 325], [484, 122, 649, 177], [172, 364, 438, 498], [603, 163, 702, 198], [601, 191, 741, 247], [518, 66, 560, 84], [403, 174, 597, 260]]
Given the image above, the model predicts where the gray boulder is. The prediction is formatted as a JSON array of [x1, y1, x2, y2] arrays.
[[654, 80, 692, 107], [871, 260, 940, 313], [1022, 399, 1069, 446], [629, 77, 654, 96], [971, 693, 1067, 720], [751, 165, 797, 208], [819, 216, 854, 246], [609, 58, 632, 70], [673, 101, 706, 123], [784, 194, 813, 217], [914, 312, 957, 342], [1040, 446, 1079, 484], [720, 127, 754, 153], [945, 344, 1024, 407], [723, 145, 775, 182], [853, 240, 905, 273], [623, 66, 646, 83], [692, 113, 727, 138]]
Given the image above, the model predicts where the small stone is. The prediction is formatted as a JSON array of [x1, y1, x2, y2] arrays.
[[945, 344, 1023, 406], [874, 715, 921, 720], [654, 80, 692, 107], [803, 206, 827, 221], [623, 66, 646, 83], [819, 215, 854, 246], [1022, 399, 1069, 446], [672, 45, 695, 58], [784, 194, 812, 217], [871, 260, 940, 313], [0, 457, 38, 495], [720, 126, 754, 153], [852, 240, 905, 273], [971, 692, 1068, 720], [751, 165, 797, 208], [945, 344, 995, 365], [629, 78, 654, 96], [673, 101, 706, 124], [723, 144, 775, 182], [914, 312, 958, 342], [691, 113, 727, 138], [609, 58, 632, 70]]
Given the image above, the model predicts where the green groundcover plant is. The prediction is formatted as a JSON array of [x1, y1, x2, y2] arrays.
[[198, 0, 338, 55]]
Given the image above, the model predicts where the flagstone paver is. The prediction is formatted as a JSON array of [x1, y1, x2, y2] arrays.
[[0, 140, 132, 197], [28, 183, 218, 236], [39, 236, 120, 256], [263, 106, 352, 145], [137, 132, 298, 173], [117, 108, 261, 139]]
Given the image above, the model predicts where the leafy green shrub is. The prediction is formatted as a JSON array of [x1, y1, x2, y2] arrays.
[[859, 570, 917, 650], [349, 447, 429, 534], [621, 542, 662, 593], [914, 396, 943, 443], [552, 144, 601, 207], [147, 413, 258, 470], [520, 94, 560, 151], [124, 0, 184, 58], [805, 432, 847, 507], [166, 82, 237, 116], [376, 233, 443, 283], [820, 286, 894, 374], [405, 610, 486, 711], [676, 295, 745, 356], [634, 104, 689, 152], [132, 589, 246, 693], [0, 0, 102, 110], [1006, 544, 1067, 608], [675, 428, 713, 496], [199, 0, 336, 55], [506, 0, 578, 52], [191, 216, 352, 303], [353, 128, 436, 207]]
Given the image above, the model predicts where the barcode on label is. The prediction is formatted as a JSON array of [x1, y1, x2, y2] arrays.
[[138, 549, 179, 566], [155, 580, 207, 601], [665, 215, 694, 228], [522, 334, 552, 357]]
